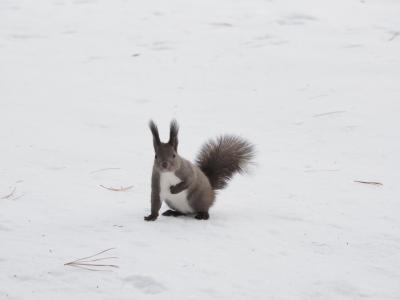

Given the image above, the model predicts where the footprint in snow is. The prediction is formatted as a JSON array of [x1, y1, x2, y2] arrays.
[[73, 0, 96, 4], [243, 35, 288, 48], [277, 13, 317, 26], [124, 275, 167, 295], [209, 22, 233, 28]]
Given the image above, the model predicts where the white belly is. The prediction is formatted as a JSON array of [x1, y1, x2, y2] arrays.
[[159, 172, 194, 214]]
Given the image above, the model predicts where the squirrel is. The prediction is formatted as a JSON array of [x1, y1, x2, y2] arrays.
[[144, 120, 255, 221]]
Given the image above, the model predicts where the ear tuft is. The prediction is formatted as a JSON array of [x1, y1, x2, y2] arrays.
[[149, 120, 161, 150], [169, 119, 179, 151]]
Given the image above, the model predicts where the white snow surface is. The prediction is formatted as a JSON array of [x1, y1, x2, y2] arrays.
[[1, 0, 400, 299]]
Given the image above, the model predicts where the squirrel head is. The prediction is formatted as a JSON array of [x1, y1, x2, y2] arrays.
[[149, 119, 181, 172]]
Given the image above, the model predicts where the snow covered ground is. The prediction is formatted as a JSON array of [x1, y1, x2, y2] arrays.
[[1, 0, 400, 299]]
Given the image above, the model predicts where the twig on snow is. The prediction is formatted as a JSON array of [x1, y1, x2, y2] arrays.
[[1, 187, 16, 199], [313, 110, 346, 117], [99, 185, 133, 192], [11, 194, 25, 201], [354, 180, 383, 186], [388, 31, 400, 42], [64, 248, 119, 272]]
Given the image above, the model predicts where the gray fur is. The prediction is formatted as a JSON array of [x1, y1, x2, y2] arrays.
[[143, 165, 162, 221], [196, 135, 255, 190], [149, 120, 160, 151], [168, 119, 179, 150], [144, 120, 254, 221], [174, 158, 215, 213]]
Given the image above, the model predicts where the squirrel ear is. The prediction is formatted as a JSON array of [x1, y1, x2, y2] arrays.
[[149, 120, 161, 150], [168, 119, 179, 151]]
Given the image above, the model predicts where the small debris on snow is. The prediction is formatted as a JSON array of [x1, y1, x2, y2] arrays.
[[1, 187, 16, 199], [64, 248, 119, 272], [354, 180, 383, 186], [99, 185, 133, 191]]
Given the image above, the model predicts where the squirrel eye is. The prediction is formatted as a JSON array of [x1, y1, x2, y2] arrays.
[[173, 154, 176, 158], [155, 155, 157, 159]]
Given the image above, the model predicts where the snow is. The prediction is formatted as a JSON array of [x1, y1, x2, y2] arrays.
[[1, 0, 400, 299]]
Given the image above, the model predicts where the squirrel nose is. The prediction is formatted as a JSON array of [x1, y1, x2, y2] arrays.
[[162, 162, 168, 169]]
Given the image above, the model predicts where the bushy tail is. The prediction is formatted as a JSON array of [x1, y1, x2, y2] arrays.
[[195, 135, 255, 190]]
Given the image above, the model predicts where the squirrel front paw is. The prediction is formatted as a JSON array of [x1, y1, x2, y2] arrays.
[[170, 185, 180, 194], [144, 214, 158, 221]]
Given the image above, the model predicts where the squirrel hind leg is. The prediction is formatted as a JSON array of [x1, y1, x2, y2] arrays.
[[162, 210, 185, 217], [195, 212, 209, 220]]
